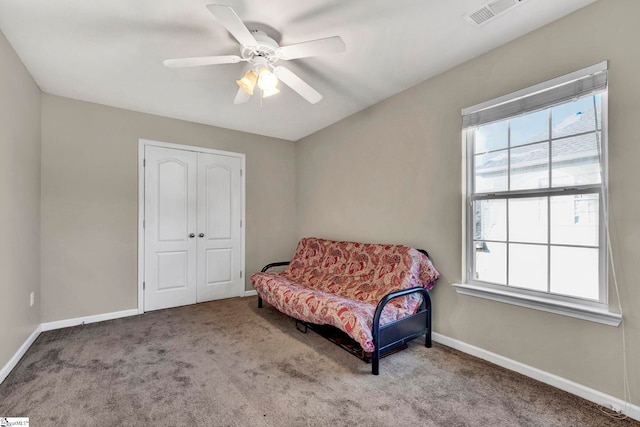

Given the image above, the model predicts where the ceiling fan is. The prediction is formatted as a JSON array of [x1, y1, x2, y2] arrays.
[[163, 4, 346, 104]]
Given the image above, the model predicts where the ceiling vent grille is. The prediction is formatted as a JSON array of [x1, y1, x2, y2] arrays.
[[464, 0, 525, 26]]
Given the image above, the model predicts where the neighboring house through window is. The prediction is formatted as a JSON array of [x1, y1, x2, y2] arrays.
[[455, 62, 621, 326]]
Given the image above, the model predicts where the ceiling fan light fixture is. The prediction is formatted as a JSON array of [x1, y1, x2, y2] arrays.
[[257, 67, 279, 91], [261, 87, 280, 98], [236, 69, 258, 95]]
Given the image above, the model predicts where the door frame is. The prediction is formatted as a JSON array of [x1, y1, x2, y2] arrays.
[[137, 138, 246, 314]]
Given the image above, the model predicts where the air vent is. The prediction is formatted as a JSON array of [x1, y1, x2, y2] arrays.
[[464, 0, 525, 26]]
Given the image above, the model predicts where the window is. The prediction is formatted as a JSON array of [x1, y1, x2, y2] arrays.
[[456, 62, 620, 325]]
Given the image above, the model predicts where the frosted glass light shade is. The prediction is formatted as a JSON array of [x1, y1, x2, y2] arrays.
[[236, 69, 258, 95], [257, 67, 278, 91], [261, 87, 280, 98]]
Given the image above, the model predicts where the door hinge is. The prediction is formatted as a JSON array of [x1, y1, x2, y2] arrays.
[[143, 158, 146, 167], [240, 271, 243, 278], [143, 281, 145, 290], [143, 219, 145, 228], [240, 219, 243, 228], [240, 169, 243, 177]]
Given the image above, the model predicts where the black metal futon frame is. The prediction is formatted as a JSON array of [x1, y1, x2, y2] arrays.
[[256, 250, 433, 375]]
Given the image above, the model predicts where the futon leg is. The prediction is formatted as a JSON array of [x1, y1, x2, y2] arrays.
[[372, 347, 380, 375], [258, 296, 263, 308], [425, 306, 432, 348]]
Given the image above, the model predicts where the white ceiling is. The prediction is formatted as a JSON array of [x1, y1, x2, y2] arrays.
[[0, 0, 597, 141]]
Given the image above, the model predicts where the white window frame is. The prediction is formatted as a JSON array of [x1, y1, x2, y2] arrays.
[[454, 62, 621, 326]]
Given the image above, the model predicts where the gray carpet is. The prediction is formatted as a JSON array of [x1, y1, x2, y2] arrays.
[[0, 296, 637, 426]]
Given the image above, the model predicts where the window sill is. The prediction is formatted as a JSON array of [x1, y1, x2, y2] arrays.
[[452, 283, 622, 326]]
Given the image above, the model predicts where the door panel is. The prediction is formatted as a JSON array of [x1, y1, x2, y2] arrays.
[[144, 146, 197, 311], [197, 153, 243, 302], [206, 166, 232, 239], [157, 160, 190, 241], [157, 251, 188, 290], [206, 248, 232, 283]]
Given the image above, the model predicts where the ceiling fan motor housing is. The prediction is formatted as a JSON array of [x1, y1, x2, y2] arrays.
[[241, 30, 280, 64]]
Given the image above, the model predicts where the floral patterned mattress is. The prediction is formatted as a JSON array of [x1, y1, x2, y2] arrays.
[[251, 237, 440, 353]]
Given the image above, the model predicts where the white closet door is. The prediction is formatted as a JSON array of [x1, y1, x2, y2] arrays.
[[144, 146, 198, 311], [196, 152, 243, 302]]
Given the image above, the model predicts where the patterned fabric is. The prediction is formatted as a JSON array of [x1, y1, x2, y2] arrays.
[[251, 237, 440, 352]]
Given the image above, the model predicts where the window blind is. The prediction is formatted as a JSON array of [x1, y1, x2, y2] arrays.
[[462, 62, 607, 129]]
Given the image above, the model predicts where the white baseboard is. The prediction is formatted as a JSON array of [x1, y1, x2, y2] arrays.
[[0, 325, 42, 384], [244, 290, 258, 297], [40, 308, 139, 332], [432, 332, 640, 421]]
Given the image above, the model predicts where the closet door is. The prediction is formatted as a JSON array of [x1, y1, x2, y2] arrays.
[[196, 152, 243, 302], [144, 146, 198, 311], [143, 143, 244, 312]]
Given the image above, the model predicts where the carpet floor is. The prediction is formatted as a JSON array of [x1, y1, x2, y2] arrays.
[[0, 296, 637, 426]]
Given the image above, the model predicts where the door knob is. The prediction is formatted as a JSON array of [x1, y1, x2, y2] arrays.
[[189, 233, 195, 238], [199, 233, 205, 238]]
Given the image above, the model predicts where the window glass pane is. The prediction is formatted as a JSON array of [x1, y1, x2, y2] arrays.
[[511, 109, 549, 147], [475, 121, 508, 154], [550, 246, 599, 300], [509, 197, 547, 244], [551, 133, 602, 187], [552, 95, 601, 138], [474, 199, 506, 241], [475, 242, 506, 284], [510, 142, 549, 190], [475, 150, 508, 193], [508, 243, 547, 292], [550, 194, 599, 246]]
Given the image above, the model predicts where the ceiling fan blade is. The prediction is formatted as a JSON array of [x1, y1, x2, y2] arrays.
[[234, 88, 251, 104], [163, 55, 242, 68], [206, 4, 258, 48], [277, 36, 346, 60], [274, 66, 322, 104]]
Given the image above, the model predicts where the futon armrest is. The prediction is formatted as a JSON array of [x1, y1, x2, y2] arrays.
[[256, 261, 290, 310], [371, 286, 432, 375], [372, 287, 430, 327], [260, 261, 290, 273]]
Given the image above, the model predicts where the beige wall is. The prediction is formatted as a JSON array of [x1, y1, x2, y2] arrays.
[[296, 0, 639, 404], [41, 95, 296, 322], [0, 31, 41, 367]]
